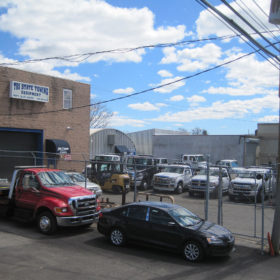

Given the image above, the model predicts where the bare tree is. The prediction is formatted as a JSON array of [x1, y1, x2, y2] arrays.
[[192, 127, 208, 135], [90, 103, 113, 128]]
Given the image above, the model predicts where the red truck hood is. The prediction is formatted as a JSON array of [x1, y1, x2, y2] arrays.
[[46, 185, 93, 199]]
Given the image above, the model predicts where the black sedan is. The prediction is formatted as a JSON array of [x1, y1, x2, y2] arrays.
[[97, 201, 234, 262]]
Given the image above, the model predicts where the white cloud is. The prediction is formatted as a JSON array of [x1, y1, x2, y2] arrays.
[[170, 95, 184, 101], [128, 102, 161, 111], [195, 1, 272, 39], [113, 87, 135, 94], [108, 112, 147, 127], [187, 95, 206, 107], [160, 43, 222, 72], [151, 76, 186, 93], [258, 115, 279, 123], [0, 0, 186, 71], [156, 103, 167, 107], [202, 52, 279, 96], [158, 69, 173, 77], [152, 93, 278, 123]]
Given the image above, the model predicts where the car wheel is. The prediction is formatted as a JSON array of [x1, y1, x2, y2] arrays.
[[110, 228, 126, 246], [229, 194, 235, 201], [183, 240, 204, 262], [189, 191, 194, 197], [176, 182, 183, 194], [37, 211, 57, 235]]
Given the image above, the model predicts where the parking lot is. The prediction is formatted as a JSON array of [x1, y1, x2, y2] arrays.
[[0, 190, 279, 280]]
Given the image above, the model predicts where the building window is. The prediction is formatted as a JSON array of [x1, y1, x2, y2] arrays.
[[63, 89, 72, 109]]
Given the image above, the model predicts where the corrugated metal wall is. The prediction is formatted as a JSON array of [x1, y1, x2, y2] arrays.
[[90, 128, 136, 158]]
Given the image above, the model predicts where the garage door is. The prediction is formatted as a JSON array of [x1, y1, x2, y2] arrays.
[[0, 129, 43, 180]]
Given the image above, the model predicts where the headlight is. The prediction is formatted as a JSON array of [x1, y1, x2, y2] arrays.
[[54, 207, 68, 214], [206, 235, 224, 244], [210, 182, 218, 188]]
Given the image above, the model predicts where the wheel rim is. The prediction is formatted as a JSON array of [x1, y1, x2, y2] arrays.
[[184, 243, 200, 261], [177, 184, 183, 193], [40, 216, 51, 232], [111, 229, 123, 245]]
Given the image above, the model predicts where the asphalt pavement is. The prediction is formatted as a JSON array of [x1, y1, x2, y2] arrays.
[[0, 191, 278, 280]]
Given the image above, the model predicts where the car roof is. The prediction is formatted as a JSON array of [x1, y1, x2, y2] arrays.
[[163, 164, 190, 168], [127, 201, 179, 210]]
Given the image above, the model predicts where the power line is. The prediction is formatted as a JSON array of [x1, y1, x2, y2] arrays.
[[0, 30, 278, 67], [220, 0, 280, 53], [195, 0, 280, 70], [0, 48, 261, 117]]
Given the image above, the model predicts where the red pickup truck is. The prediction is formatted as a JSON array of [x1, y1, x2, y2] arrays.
[[0, 166, 100, 234]]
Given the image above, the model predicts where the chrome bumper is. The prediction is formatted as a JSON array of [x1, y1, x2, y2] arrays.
[[56, 212, 100, 227]]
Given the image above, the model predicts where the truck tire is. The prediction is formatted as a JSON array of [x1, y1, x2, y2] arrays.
[[37, 211, 57, 235], [176, 182, 183, 194], [141, 180, 148, 190]]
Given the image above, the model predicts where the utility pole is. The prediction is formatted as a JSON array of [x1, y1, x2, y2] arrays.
[[269, 0, 280, 255]]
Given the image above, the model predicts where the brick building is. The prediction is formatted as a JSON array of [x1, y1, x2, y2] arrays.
[[0, 66, 90, 179]]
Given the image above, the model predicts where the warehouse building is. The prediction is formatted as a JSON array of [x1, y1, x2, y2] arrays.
[[0, 66, 90, 179], [127, 129, 260, 166], [90, 128, 136, 158]]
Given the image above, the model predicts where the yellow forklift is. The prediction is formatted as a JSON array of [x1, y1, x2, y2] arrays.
[[89, 155, 130, 193]]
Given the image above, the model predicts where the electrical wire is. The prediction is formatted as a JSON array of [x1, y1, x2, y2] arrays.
[[220, 0, 280, 53], [195, 0, 280, 70], [236, 0, 280, 43], [0, 48, 263, 117]]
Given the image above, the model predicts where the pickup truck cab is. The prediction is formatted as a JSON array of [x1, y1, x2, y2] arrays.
[[152, 164, 193, 194], [189, 167, 230, 198], [181, 154, 207, 168], [229, 167, 274, 202], [0, 166, 100, 234]]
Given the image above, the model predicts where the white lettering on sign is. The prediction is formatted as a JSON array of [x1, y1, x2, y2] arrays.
[[10, 81, 49, 102]]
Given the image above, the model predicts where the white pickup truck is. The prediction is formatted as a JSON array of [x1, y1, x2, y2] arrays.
[[189, 167, 230, 198], [229, 167, 274, 202], [152, 164, 193, 194]]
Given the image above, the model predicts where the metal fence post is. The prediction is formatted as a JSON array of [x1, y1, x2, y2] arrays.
[[84, 160, 88, 189], [254, 171, 257, 238], [218, 166, 223, 225], [261, 176, 265, 255], [205, 155, 210, 221], [133, 161, 137, 202]]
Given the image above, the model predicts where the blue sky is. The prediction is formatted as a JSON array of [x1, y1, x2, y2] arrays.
[[0, 0, 278, 135]]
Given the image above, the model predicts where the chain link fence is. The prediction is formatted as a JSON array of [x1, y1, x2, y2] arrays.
[[0, 150, 278, 253]]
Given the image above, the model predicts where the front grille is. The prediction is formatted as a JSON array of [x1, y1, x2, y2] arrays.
[[191, 180, 206, 190], [232, 183, 253, 194], [70, 195, 97, 216], [154, 176, 170, 185]]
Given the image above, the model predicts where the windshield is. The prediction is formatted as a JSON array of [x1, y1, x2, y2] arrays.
[[238, 172, 260, 179], [70, 173, 86, 182], [162, 166, 184, 174], [127, 158, 153, 170], [197, 168, 220, 176], [38, 171, 75, 187], [197, 156, 206, 162], [168, 207, 201, 227]]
